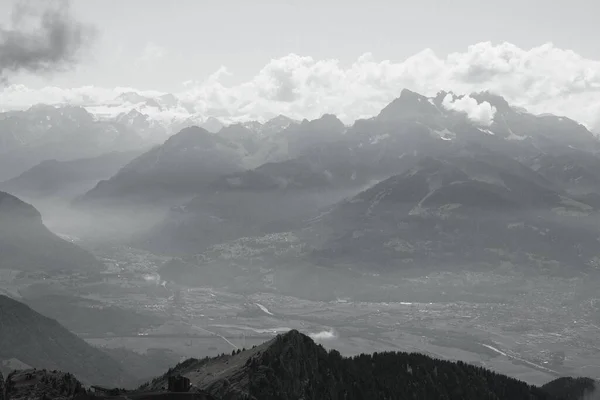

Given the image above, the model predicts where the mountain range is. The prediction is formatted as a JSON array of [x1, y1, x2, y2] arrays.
[[80, 89, 597, 285], [0, 151, 142, 201], [4, 83, 600, 395], [7, 88, 600, 279], [0, 105, 150, 182]]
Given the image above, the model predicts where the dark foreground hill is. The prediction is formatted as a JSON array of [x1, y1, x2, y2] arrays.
[[2, 330, 595, 399], [0, 295, 131, 387], [0, 191, 101, 272], [134, 330, 592, 400]]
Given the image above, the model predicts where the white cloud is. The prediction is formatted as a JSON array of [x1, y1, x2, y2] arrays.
[[135, 42, 166, 68], [441, 94, 497, 126], [308, 329, 337, 340], [2, 41, 600, 130]]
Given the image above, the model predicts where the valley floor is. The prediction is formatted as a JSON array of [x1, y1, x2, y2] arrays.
[[2, 243, 599, 387]]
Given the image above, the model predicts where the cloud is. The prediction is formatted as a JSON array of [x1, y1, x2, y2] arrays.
[[441, 94, 497, 126], [308, 329, 338, 340], [0, 0, 96, 82], [2, 41, 600, 130], [135, 42, 166, 68]]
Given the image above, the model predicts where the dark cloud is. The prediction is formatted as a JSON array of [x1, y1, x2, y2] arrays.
[[0, 0, 96, 80]]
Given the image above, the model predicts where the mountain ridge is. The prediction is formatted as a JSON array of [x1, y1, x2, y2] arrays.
[[0, 295, 131, 387], [0, 191, 101, 272], [135, 330, 596, 399]]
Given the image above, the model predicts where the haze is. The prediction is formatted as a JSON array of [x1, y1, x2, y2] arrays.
[[1, 1, 600, 399]]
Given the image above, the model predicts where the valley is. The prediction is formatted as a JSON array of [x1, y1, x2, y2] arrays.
[[4, 5, 600, 397], [2, 241, 598, 387], [3, 88, 600, 397]]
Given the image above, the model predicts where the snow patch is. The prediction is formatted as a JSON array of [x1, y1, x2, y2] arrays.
[[432, 128, 455, 141], [507, 132, 527, 141], [370, 133, 390, 144]]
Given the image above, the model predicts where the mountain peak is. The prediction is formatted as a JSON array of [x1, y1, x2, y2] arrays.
[[200, 117, 225, 133], [470, 91, 512, 113], [270, 114, 294, 122], [115, 91, 149, 104], [309, 113, 345, 130], [377, 89, 440, 122], [163, 125, 215, 148], [139, 328, 569, 399]]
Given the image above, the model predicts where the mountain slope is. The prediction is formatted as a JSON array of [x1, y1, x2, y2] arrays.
[[541, 377, 598, 400], [0, 192, 101, 272], [76, 126, 245, 206], [304, 151, 600, 274], [138, 330, 580, 400], [0, 105, 144, 181], [142, 155, 371, 254], [148, 90, 600, 266], [0, 151, 142, 200], [0, 330, 594, 399], [0, 295, 130, 386], [2, 369, 86, 400]]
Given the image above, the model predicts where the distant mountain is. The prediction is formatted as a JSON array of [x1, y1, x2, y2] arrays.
[[0, 191, 101, 272], [0, 105, 145, 181], [136, 330, 581, 400], [525, 151, 600, 197], [0, 295, 130, 386], [76, 126, 246, 206], [284, 114, 346, 157], [241, 115, 299, 137], [157, 151, 600, 294], [218, 116, 302, 168], [217, 123, 262, 156], [0, 151, 142, 201], [200, 117, 225, 133], [303, 150, 600, 274], [144, 90, 600, 259], [115, 109, 169, 143], [141, 156, 365, 254]]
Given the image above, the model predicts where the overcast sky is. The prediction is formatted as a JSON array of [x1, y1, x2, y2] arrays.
[[1, 0, 599, 128]]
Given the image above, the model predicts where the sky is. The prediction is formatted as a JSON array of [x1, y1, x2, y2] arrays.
[[1, 0, 600, 128]]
